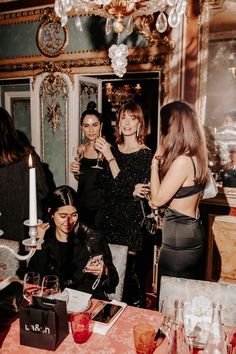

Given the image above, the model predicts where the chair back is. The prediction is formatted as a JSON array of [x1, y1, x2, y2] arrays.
[[159, 275, 236, 326], [0, 238, 20, 277], [108, 243, 128, 301]]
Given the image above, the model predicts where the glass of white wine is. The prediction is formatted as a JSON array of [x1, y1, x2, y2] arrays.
[[23, 271, 41, 304], [72, 146, 84, 176]]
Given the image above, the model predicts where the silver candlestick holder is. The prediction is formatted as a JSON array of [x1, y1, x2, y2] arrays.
[[0, 219, 44, 261]]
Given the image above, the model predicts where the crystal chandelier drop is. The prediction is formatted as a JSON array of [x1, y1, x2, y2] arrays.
[[54, 0, 187, 77]]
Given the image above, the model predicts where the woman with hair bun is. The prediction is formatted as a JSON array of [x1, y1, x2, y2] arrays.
[[70, 102, 105, 229]]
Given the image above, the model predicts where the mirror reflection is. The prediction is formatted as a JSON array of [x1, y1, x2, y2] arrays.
[[206, 0, 236, 187]]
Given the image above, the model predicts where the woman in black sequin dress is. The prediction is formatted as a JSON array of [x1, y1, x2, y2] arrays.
[[95, 102, 152, 306], [70, 104, 105, 229]]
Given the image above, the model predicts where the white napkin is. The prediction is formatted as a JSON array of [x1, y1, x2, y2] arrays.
[[62, 288, 92, 314]]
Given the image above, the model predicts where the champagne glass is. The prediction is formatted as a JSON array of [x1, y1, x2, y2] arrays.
[[23, 271, 41, 304], [92, 137, 104, 170], [41, 275, 61, 300], [143, 179, 156, 219], [72, 146, 84, 176]]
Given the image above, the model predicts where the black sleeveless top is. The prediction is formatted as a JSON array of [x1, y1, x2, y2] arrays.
[[174, 157, 204, 198]]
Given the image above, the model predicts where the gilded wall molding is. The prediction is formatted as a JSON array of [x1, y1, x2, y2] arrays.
[[37, 8, 69, 57], [0, 51, 170, 104]]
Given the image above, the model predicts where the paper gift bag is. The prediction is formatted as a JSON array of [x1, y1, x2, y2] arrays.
[[20, 296, 69, 351]]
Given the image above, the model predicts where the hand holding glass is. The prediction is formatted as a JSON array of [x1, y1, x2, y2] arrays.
[[92, 137, 104, 169], [23, 272, 41, 304], [72, 146, 84, 176]]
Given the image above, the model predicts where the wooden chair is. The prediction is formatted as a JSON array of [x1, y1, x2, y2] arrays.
[[108, 243, 128, 302]]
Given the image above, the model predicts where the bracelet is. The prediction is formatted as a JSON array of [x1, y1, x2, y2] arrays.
[[108, 157, 116, 164], [151, 163, 159, 169]]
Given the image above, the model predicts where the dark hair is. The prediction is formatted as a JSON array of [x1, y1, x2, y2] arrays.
[[80, 101, 102, 125], [47, 185, 79, 217], [159, 101, 208, 184], [115, 101, 145, 144], [0, 107, 27, 165]]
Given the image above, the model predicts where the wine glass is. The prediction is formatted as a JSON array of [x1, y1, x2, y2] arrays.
[[23, 271, 41, 304], [72, 146, 84, 176], [41, 275, 61, 300], [143, 179, 156, 219], [91, 138, 104, 170]]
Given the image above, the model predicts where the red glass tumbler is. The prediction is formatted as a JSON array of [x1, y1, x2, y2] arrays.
[[71, 312, 92, 344]]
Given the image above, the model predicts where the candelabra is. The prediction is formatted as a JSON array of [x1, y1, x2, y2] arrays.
[[0, 219, 43, 261]]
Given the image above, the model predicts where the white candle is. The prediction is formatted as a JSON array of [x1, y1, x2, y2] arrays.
[[29, 154, 37, 225]]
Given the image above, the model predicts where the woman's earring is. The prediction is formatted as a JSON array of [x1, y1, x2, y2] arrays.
[[81, 130, 85, 140], [136, 124, 140, 137], [119, 126, 122, 135]]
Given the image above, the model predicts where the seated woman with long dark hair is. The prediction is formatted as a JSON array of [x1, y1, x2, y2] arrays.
[[28, 185, 119, 300]]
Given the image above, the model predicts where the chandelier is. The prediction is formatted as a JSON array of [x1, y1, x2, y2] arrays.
[[105, 81, 142, 108], [54, 0, 187, 77]]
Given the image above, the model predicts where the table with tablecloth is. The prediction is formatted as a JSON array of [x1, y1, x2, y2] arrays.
[[0, 304, 168, 354]]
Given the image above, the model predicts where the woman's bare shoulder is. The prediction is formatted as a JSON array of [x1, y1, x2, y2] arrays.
[[173, 155, 193, 167]]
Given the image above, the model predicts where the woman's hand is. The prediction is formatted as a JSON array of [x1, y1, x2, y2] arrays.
[[94, 137, 113, 161], [36, 222, 50, 249], [153, 145, 164, 162], [83, 260, 107, 276], [70, 161, 80, 175], [133, 183, 150, 199]]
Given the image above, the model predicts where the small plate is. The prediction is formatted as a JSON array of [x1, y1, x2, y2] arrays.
[[67, 299, 92, 314]]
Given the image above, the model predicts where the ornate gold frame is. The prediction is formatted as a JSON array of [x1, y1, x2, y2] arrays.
[[37, 20, 68, 57]]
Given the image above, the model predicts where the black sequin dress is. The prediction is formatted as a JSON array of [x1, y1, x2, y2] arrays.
[[101, 145, 152, 252]]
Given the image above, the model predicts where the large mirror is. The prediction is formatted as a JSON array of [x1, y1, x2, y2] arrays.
[[206, 0, 236, 187]]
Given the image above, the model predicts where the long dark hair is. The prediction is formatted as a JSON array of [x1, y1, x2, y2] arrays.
[[47, 185, 79, 217], [159, 101, 208, 184], [0, 107, 28, 165], [46, 186, 79, 235]]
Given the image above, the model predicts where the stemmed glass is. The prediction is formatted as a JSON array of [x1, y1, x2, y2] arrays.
[[41, 275, 61, 300], [23, 271, 41, 304], [143, 179, 156, 219], [91, 136, 104, 170], [72, 146, 84, 176]]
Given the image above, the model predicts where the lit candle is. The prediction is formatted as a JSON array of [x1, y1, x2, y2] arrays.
[[29, 154, 37, 225]]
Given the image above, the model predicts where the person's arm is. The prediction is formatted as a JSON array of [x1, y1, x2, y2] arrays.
[[150, 155, 190, 208], [95, 137, 120, 178], [33, 151, 49, 201], [27, 233, 50, 276], [70, 144, 84, 180]]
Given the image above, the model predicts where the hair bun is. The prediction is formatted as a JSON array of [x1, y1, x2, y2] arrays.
[[87, 101, 97, 110]]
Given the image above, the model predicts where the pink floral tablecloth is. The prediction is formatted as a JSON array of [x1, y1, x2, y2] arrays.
[[1, 305, 168, 354]]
